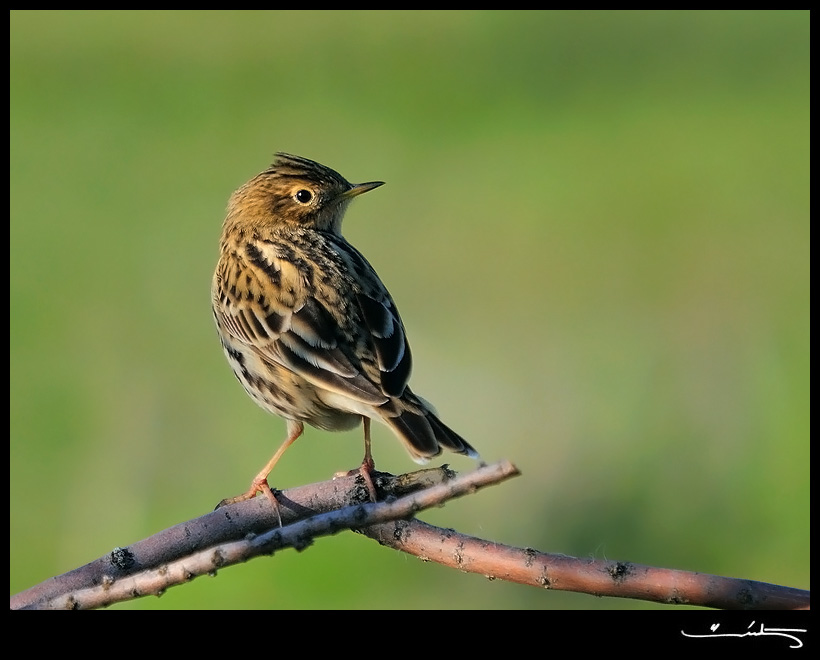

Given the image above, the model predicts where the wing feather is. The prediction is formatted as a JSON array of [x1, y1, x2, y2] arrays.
[[213, 238, 392, 407], [356, 293, 412, 397]]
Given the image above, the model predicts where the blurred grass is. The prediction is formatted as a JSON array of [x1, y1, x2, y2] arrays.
[[10, 10, 808, 609]]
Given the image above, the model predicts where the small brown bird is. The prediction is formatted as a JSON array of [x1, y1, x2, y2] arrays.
[[212, 153, 478, 508]]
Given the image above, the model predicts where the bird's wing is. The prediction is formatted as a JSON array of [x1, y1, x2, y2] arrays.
[[213, 237, 410, 406], [330, 235, 413, 397], [354, 290, 412, 397]]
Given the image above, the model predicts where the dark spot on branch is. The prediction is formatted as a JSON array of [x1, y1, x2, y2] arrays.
[[293, 533, 314, 552], [211, 549, 227, 569], [608, 561, 632, 583], [524, 547, 537, 567], [110, 546, 135, 571], [392, 519, 411, 543]]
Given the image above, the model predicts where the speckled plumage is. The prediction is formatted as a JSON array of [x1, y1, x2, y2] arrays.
[[212, 153, 477, 505]]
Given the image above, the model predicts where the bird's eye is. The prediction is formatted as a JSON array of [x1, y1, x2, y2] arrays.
[[295, 189, 313, 204]]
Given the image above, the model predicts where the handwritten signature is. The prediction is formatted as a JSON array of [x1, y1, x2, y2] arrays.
[[682, 621, 806, 649]]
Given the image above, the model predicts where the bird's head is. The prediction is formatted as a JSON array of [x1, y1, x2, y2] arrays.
[[227, 153, 384, 235]]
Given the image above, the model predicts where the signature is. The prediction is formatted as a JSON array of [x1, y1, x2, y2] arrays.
[[681, 621, 806, 649]]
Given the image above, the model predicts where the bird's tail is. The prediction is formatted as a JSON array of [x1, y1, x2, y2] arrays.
[[380, 388, 479, 463]]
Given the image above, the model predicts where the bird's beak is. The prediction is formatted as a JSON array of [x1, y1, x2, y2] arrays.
[[342, 181, 385, 199]]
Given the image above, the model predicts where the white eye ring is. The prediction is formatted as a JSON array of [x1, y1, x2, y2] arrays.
[[294, 189, 313, 204]]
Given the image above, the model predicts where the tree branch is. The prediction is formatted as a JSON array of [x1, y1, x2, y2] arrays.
[[360, 520, 810, 610], [9, 460, 809, 610]]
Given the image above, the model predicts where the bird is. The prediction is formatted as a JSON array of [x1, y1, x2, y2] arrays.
[[212, 153, 478, 509]]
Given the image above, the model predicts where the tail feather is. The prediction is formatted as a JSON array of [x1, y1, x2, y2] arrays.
[[384, 394, 479, 463], [426, 412, 479, 460], [389, 409, 440, 462]]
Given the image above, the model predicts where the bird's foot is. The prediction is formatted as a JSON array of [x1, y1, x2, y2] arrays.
[[357, 456, 378, 502], [215, 477, 283, 526], [335, 457, 378, 502]]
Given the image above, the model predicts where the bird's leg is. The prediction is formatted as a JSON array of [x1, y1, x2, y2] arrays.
[[358, 416, 378, 502], [216, 421, 304, 524]]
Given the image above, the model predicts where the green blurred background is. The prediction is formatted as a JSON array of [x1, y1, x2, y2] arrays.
[[10, 10, 809, 609]]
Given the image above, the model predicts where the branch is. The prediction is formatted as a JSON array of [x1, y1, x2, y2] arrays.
[[360, 521, 810, 610], [10, 462, 517, 610], [10, 460, 809, 610]]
